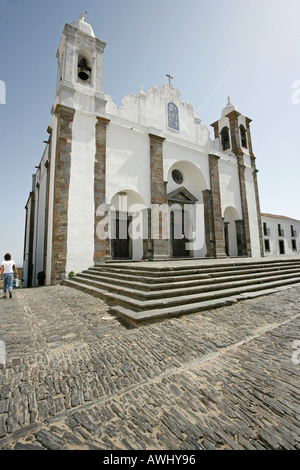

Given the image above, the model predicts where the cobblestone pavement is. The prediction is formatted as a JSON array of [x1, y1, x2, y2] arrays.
[[0, 284, 300, 450]]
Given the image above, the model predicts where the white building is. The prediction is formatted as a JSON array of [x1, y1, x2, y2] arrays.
[[23, 15, 275, 287], [261, 214, 300, 256]]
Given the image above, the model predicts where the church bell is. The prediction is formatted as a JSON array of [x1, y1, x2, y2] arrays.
[[78, 58, 91, 81]]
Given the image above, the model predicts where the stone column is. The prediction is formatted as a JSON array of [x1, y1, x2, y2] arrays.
[[94, 116, 111, 264], [51, 104, 75, 284], [208, 154, 227, 258], [149, 134, 169, 259]]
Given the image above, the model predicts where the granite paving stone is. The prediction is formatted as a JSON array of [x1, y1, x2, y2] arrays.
[[0, 283, 299, 450]]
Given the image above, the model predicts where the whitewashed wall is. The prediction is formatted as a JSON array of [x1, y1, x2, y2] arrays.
[[30, 146, 49, 286], [261, 214, 300, 256], [244, 168, 261, 258], [45, 116, 57, 285], [23, 196, 33, 288], [106, 123, 151, 208], [66, 110, 96, 275]]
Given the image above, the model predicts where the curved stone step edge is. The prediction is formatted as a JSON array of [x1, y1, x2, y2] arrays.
[[90, 260, 300, 277], [63, 276, 300, 311], [109, 282, 300, 327], [66, 272, 300, 301], [76, 267, 300, 292]]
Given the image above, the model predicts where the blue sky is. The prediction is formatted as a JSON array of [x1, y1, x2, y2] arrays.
[[1, 0, 300, 265]]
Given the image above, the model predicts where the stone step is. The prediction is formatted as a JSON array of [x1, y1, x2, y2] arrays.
[[109, 282, 300, 326], [77, 265, 300, 292], [88, 260, 300, 280], [64, 276, 300, 326], [73, 270, 300, 300], [64, 273, 300, 311], [63, 258, 300, 327]]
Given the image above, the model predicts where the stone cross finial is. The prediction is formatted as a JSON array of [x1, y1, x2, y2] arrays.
[[227, 96, 231, 105], [166, 74, 173, 87]]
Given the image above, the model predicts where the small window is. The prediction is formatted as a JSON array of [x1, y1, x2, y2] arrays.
[[278, 224, 284, 236], [221, 127, 230, 151], [291, 225, 297, 237], [264, 239, 270, 252], [292, 239, 297, 251], [263, 222, 270, 236], [168, 102, 179, 130], [279, 240, 285, 254], [240, 125, 247, 148], [172, 169, 183, 185]]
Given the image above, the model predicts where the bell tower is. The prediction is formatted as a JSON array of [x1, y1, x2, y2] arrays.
[[211, 98, 264, 258], [54, 13, 106, 115]]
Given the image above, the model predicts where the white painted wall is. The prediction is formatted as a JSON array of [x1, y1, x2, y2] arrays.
[[45, 116, 57, 285], [106, 123, 151, 208], [23, 196, 32, 288], [219, 158, 243, 220], [26, 146, 50, 287], [244, 167, 261, 258], [66, 110, 96, 275], [105, 85, 212, 147], [261, 214, 300, 256], [32, 163, 47, 286]]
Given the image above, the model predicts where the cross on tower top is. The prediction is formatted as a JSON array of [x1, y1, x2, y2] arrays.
[[166, 74, 173, 87]]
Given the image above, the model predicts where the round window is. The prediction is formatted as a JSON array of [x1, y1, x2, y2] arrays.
[[172, 169, 183, 185]]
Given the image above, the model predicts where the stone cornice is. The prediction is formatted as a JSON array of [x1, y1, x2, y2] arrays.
[[54, 103, 75, 117], [96, 116, 110, 125], [149, 133, 166, 143]]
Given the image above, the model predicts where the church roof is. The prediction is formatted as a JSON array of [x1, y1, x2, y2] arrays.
[[70, 13, 95, 37]]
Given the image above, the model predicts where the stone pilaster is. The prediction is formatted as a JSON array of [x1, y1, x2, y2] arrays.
[[51, 104, 75, 284], [235, 219, 247, 256], [149, 134, 169, 259], [142, 208, 153, 259], [227, 110, 241, 154], [94, 116, 110, 264], [202, 189, 215, 258], [208, 154, 227, 258], [236, 153, 252, 257], [246, 117, 264, 257], [210, 120, 220, 140]]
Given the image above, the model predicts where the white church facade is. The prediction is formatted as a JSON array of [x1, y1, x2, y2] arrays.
[[23, 15, 299, 288]]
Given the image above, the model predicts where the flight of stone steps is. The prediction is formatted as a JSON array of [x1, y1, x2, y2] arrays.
[[63, 258, 300, 327]]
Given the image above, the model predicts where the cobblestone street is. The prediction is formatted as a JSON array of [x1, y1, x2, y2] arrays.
[[0, 284, 300, 450]]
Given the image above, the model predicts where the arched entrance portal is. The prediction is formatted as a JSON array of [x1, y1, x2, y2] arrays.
[[167, 161, 208, 258], [110, 190, 146, 260]]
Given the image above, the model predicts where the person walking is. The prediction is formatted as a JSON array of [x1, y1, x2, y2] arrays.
[[0, 253, 19, 299]]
